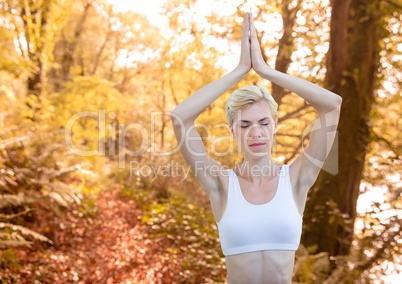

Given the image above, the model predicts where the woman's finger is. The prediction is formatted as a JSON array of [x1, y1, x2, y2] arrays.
[[250, 14, 258, 39], [242, 12, 249, 35], [238, 13, 251, 71], [241, 13, 250, 46]]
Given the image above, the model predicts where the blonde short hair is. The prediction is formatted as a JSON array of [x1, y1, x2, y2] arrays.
[[226, 85, 278, 125]]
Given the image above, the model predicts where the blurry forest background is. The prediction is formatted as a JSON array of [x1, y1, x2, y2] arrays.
[[0, 0, 401, 283]]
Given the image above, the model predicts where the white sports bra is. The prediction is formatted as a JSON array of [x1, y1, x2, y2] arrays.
[[217, 165, 303, 256]]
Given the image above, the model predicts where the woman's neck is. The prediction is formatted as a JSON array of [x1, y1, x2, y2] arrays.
[[236, 155, 278, 179]]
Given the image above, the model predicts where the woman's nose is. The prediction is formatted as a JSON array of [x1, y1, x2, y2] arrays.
[[249, 125, 264, 137]]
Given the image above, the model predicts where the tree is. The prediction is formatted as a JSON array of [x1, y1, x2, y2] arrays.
[[1, 0, 60, 97], [50, 0, 92, 91], [302, 0, 390, 259]]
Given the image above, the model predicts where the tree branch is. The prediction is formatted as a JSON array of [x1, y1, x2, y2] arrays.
[[385, 0, 402, 10], [356, 218, 402, 272], [278, 101, 311, 123], [372, 131, 400, 157]]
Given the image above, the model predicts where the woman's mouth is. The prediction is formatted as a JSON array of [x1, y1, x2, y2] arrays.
[[249, 142, 266, 148]]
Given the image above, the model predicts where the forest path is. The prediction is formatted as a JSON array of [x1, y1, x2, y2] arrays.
[[11, 187, 175, 283]]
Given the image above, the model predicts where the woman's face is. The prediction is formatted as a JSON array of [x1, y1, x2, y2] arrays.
[[231, 101, 276, 156]]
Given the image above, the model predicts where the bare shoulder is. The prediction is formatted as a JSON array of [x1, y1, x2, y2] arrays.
[[197, 157, 229, 194], [197, 158, 230, 221], [288, 156, 311, 215], [288, 157, 302, 191], [289, 150, 325, 190], [216, 167, 230, 195]]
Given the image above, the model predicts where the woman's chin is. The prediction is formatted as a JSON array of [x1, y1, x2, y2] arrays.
[[244, 146, 270, 156]]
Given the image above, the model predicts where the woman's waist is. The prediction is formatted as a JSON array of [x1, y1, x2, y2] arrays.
[[225, 250, 295, 284]]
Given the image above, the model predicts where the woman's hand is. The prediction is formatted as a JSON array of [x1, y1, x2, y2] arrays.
[[236, 12, 252, 74], [250, 14, 267, 74]]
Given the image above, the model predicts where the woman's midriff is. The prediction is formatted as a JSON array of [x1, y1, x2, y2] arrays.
[[225, 250, 296, 284]]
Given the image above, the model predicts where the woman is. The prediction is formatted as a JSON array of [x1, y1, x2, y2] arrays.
[[170, 13, 342, 284]]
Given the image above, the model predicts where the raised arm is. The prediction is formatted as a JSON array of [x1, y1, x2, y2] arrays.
[[250, 15, 341, 113], [249, 14, 342, 211], [170, 13, 252, 197], [171, 13, 251, 123]]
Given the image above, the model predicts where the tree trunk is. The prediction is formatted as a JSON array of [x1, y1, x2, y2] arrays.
[[272, 0, 302, 104], [90, 5, 112, 76], [51, 1, 91, 91], [302, 0, 383, 257], [21, 0, 53, 97]]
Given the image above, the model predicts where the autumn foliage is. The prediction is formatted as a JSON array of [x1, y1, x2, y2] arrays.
[[0, 0, 401, 283]]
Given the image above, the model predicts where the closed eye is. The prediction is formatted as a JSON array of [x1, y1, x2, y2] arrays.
[[240, 123, 270, 128]]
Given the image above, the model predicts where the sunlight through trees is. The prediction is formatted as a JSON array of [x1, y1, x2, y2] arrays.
[[0, 0, 400, 282]]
